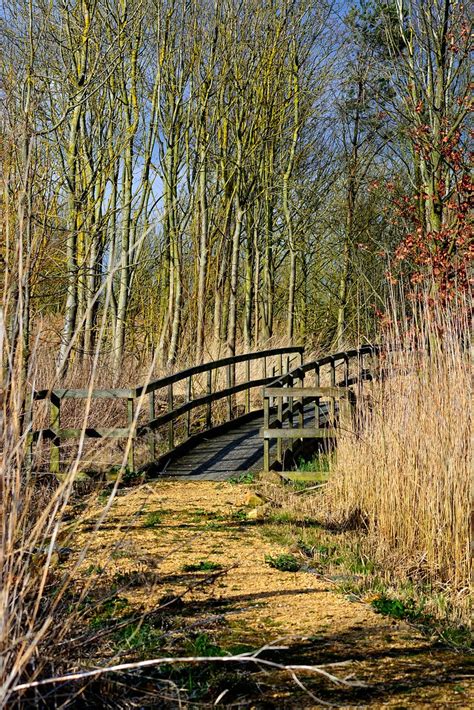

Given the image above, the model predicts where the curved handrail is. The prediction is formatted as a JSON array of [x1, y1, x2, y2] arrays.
[[261, 344, 383, 470], [30, 346, 304, 473]]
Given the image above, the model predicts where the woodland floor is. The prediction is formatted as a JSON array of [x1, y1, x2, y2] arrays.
[[66, 481, 473, 709]]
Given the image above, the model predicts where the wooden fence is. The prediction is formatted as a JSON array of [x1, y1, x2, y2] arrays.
[[262, 345, 381, 470], [30, 347, 304, 474]]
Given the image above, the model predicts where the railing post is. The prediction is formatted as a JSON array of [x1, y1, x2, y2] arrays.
[[127, 396, 135, 472], [329, 357, 336, 426], [278, 352, 283, 376], [263, 392, 270, 471], [167, 383, 174, 449], [186, 375, 192, 438], [298, 357, 305, 429], [226, 363, 232, 421], [148, 390, 156, 461], [206, 370, 212, 429], [50, 392, 61, 475], [288, 373, 294, 454], [314, 364, 320, 429], [357, 350, 363, 401], [245, 359, 251, 413], [343, 353, 349, 386], [277, 391, 283, 464], [24, 391, 33, 472]]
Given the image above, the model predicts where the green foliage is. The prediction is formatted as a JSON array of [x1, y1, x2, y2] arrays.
[[182, 560, 222, 573], [185, 633, 225, 657], [268, 510, 295, 524], [89, 596, 130, 629], [143, 511, 162, 528], [84, 564, 105, 576], [228, 472, 256, 484], [371, 594, 428, 623], [231, 509, 248, 522], [114, 620, 164, 653], [297, 454, 331, 473], [264, 553, 300, 573]]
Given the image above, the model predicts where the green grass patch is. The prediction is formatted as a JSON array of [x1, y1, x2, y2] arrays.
[[182, 560, 223, 573], [297, 453, 332, 474], [89, 596, 130, 629], [143, 511, 163, 528], [264, 553, 300, 572], [231, 509, 248, 522], [228, 472, 256, 484], [185, 632, 226, 657], [114, 620, 164, 652]]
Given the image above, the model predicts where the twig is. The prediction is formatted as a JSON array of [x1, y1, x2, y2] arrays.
[[12, 649, 363, 693]]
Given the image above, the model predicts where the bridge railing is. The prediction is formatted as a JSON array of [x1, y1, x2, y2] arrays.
[[30, 346, 304, 474], [261, 345, 382, 470]]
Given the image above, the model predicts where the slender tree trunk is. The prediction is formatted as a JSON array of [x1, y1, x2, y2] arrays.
[[195, 143, 208, 362], [226, 200, 244, 357], [243, 211, 254, 351], [284, 42, 300, 342]]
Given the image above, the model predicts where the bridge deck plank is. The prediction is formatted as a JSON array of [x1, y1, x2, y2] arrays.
[[158, 404, 321, 480]]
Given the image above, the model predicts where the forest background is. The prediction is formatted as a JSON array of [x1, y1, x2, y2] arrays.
[[1, 0, 472, 378]]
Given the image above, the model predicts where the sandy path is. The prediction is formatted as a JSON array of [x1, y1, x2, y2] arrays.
[[73, 481, 472, 708]]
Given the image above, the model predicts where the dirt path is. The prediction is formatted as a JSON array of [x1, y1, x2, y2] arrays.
[[74, 481, 472, 708]]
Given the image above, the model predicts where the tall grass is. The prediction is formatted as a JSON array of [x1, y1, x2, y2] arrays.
[[321, 299, 471, 622]]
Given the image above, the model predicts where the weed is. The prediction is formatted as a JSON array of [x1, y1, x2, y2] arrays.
[[114, 620, 164, 652], [228, 472, 256, 484], [296, 539, 313, 558], [113, 570, 150, 588], [268, 511, 295, 524], [260, 525, 294, 546], [90, 596, 130, 629], [190, 509, 227, 523], [84, 564, 105, 576], [205, 522, 222, 531], [264, 553, 300, 572], [182, 560, 223, 573], [143, 511, 163, 528], [297, 454, 332, 473], [371, 594, 429, 624], [231, 509, 248, 522], [185, 633, 225, 657]]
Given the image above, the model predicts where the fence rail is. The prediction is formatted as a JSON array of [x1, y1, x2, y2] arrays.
[[30, 346, 304, 474], [262, 345, 381, 470]]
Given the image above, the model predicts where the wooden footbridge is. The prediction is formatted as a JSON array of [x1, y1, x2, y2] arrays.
[[30, 345, 380, 480]]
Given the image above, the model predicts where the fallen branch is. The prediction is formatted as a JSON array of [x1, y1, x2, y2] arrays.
[[12, 646, 365, 694]]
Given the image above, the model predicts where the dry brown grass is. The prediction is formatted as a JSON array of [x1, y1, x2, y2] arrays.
[[276, 301, 472, 624]]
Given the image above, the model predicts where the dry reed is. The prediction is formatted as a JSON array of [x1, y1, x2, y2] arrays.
[[314, 299, 471, 623]]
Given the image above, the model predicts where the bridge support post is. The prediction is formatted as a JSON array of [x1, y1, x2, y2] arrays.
[[127, 397, 135, 472], [263, 395, 270, 471], [168, 384, 174, 449], [206, 370, 212, 429], [50, 392, 61, 474], [186, 376, 192, 437], [288, 373, 294, 455], [277, 393, 283, 464], [226, 364, 232, 420], [245, 360, 251, 413], [314, 364, 320, 428], [148, 391, 156, 460], [329, 357, 336, 427]]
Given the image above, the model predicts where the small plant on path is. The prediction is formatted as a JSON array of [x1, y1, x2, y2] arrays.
[[182, 560, 222, 573], [265, 553, 300, 572]]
